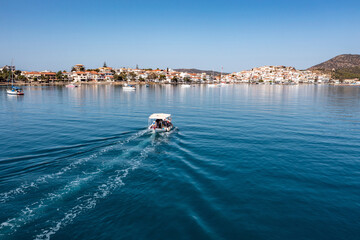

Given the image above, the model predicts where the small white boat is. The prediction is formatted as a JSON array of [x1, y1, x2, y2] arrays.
[[181, 84, 191, 88], [7, 87, 24, 95], [123, 84, 136, 91], [66, 83, 78, 88], [148, 113, 173, 133], [208, 84, 219, 87]]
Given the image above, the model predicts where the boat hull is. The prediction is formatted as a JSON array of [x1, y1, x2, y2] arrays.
[[149, 126, 173, 133], [123, 87, 135, 91], [7, 90, 24, 95]]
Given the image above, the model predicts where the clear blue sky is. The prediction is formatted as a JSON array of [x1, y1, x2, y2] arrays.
[[1, 0, 360, 72]]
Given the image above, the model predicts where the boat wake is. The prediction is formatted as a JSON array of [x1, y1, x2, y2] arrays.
[[0, 130, 147, 204], [0, 130, 171, 239]]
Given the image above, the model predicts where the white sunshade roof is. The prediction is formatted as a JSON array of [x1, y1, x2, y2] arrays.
[[149, 113, 171, 119]]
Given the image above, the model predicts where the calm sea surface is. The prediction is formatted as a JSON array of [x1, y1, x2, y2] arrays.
[[1, 84, 360, 240]]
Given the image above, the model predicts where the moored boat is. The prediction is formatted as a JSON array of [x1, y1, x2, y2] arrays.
[[66, 83, 78, 88], [123, 84, 136, 91], [7, 87, 24, 95], [6, 61, 24, 96], [148, 113, 173, 133]]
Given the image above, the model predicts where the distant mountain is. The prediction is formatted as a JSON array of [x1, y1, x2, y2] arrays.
[[174, 68, 227, 75], [308, 54, 360, 80], [308, 54, 360, 71]]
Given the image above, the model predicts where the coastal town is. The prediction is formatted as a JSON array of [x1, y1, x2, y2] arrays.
[[0, 63, 359, 85]]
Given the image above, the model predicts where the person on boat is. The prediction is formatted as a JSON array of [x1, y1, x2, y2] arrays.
[[155, 119, 161, 128]]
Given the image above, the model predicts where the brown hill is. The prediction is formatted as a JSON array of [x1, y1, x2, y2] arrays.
[[308, 54, 360, 71]]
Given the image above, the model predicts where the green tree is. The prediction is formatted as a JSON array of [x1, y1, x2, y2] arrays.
[[56, 71, 63, 80], [71, 67, 76, 72], [129, 72, 137, 81], [184, 77, 191, 83], [115, 72, 127, 81], [147, 72, 157, 81], [103, 62, 107, 67], [18, 75, 27, 82], [159, 74, 166, 81], [171, 76, 179, 83]]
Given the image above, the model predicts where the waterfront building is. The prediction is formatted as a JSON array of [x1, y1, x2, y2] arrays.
[[73, 64, 85, 72], [22, 71, 56, 82]]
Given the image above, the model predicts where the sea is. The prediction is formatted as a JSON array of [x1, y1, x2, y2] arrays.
[[0, 84, 360, 240]]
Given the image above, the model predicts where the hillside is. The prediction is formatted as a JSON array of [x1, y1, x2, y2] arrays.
[[174, 68, 226, 76], [308, 54, 360, 80], [309, 54, 360, 71]]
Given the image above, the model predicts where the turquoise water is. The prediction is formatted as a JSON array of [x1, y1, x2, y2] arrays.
[[1, 84, 360, 240]]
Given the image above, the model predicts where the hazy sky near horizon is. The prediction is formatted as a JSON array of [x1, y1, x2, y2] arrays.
[[1, 0, 360, 72]]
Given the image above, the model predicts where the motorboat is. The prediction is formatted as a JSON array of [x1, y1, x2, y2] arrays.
[[7, 87, 24, 95], [123, 84, 136, 91], [208, 84, 220, 87], [181, 84, 191, 88], [148, 113, 173, 133]]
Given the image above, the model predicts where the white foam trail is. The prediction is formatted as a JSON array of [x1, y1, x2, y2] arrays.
[[0, 131, 152, 237], [0, 130, 147, 203], [0, 175, 94, 235], [34, 139, 165, 240]]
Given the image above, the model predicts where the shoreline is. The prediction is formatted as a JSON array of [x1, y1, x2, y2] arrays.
[[0, 82, 358, 87]]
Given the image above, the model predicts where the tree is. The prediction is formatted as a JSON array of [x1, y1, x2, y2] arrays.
[[79, 66, 85, 71], [159, 74, 166, 81], [18, 75, 27, 82], [120, 72, 127, 81], [56, 71, 63, 80], [103, 62, 107, 67], [114, 72, 127, 81], [184, 77, 191, 83], [40, 75, 46, 82], [147, 73, 157, 81], [71, 67, 76, 72], [171, 76, 179, 83], [129, 72, 137, 81]]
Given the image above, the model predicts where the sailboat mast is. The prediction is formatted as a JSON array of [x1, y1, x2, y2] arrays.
[[11, 59, 14, 87]]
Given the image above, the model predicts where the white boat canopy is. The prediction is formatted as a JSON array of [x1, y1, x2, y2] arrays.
[[149, 113, 171, 120]]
